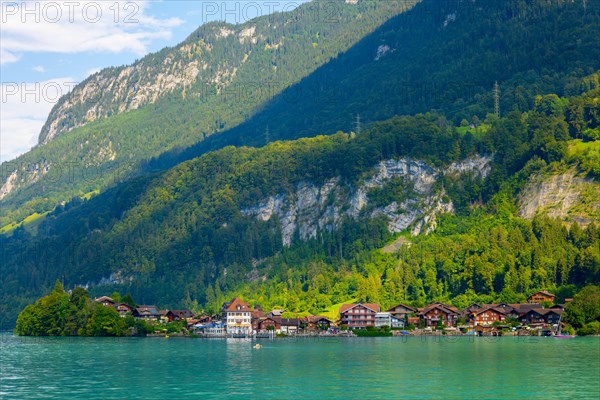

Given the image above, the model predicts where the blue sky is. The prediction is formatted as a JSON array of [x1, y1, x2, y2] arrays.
[[0, 0, 309, 162]]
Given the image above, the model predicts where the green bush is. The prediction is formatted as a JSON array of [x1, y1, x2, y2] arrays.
[[576, 321, 600, 336]]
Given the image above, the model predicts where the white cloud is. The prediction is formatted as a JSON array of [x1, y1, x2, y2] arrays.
[[1, 77, 76, 162], [0, 1, 183, 64], [0, 1, 184, 161], [0, 48, 21, 65]]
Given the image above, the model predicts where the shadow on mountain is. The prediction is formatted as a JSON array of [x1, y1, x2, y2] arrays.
[[141, 0, 599, 173]]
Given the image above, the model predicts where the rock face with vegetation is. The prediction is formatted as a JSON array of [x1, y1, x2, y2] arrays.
[[242, 155, 493, 245], [519, 168, 599, 226]]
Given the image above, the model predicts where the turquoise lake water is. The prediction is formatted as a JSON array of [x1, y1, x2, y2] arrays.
[[1, 334, 599, 399]]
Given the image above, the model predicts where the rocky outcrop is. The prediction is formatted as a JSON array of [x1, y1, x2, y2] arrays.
[[242, 156, 491, 246], [39, 37, 224, 144], [38, 21, 263, 145], [0, 170, 18, 201], [446, 154, 493, 177], [519, 168, 599, 226]]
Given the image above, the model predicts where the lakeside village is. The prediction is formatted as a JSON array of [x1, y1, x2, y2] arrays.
[[94, 290, 570, 338]]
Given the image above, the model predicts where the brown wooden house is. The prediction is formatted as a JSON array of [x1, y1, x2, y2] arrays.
[[163, 310, 194, 322], [521, 308, 563, 325], [94, 296, 115, 307], [419, 303, 459, 327], [133, 305, 161, 321], [340, 303, 381, 329], [303, 316, 333, 331], [115, 303, 134, 317], [527, 291, 555, 304], [254, 316, 282, 332], [469, 306, 507, 326]]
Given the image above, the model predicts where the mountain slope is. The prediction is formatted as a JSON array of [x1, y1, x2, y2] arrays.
[[0, 0, 416, 225], [3, 0, 599, 231], [1, 84, 598, 324], [175, 0, 600, 152]]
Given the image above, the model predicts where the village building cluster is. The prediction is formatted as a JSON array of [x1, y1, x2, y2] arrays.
[[93, 290, 566, 337]]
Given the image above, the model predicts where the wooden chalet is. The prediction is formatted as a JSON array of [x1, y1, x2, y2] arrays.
[[254, 316, 282, 332], [133, 305, 161, 321], [469, 306, 507, 326], [522, 309, 563, 325], [419, 303, 459, 327], [340, 303, 381, 329], [460, 303, 482, 316], [474, 324, 505, 336], [280, 318, 301, 334], [195, 314, 212, 324], [268, 309, 286, 317], [94, 296, 116, 307], [302, 316, 333, 331], [527, 291, 556, 304], [162, 310, 194, 322], [115, 303, 134, 317]]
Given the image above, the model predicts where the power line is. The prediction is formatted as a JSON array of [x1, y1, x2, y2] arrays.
[[494, 81, 500, 118]]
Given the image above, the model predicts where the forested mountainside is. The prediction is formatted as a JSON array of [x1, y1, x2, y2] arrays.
[[0, 0, 416, 224], [145, 0, 600, 168], [1, 82, 598, 325], [2, 0, 599, 233], [38, 0, 414, 144]]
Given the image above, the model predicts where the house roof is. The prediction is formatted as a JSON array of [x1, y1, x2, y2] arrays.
[[423, 303, 459, 313], [134, 306, 160, 316], [304, 316, 332, 323], [225, 297, 252, 313], [257, 316, 281, 325], [387, 303, 417, 313], [94, 296, 115, 303], [471, 306, 508, 316], [523, 308, 563, 317], [172, 310, 194, 318], [421, 303, 459, 316], [339, 303, 381, 313], [281, 318, 300, 326], [269, 309, 286, 317], [528, 290, 555, 298], [537, 309, 563, 316], [509, 303, 542, 312]]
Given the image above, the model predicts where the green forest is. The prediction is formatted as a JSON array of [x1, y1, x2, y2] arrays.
[[2, 81, 599, 327], [14, 280, 151, 337]]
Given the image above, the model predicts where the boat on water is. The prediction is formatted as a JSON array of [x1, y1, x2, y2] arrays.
[[553, 335, 575, 339]]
